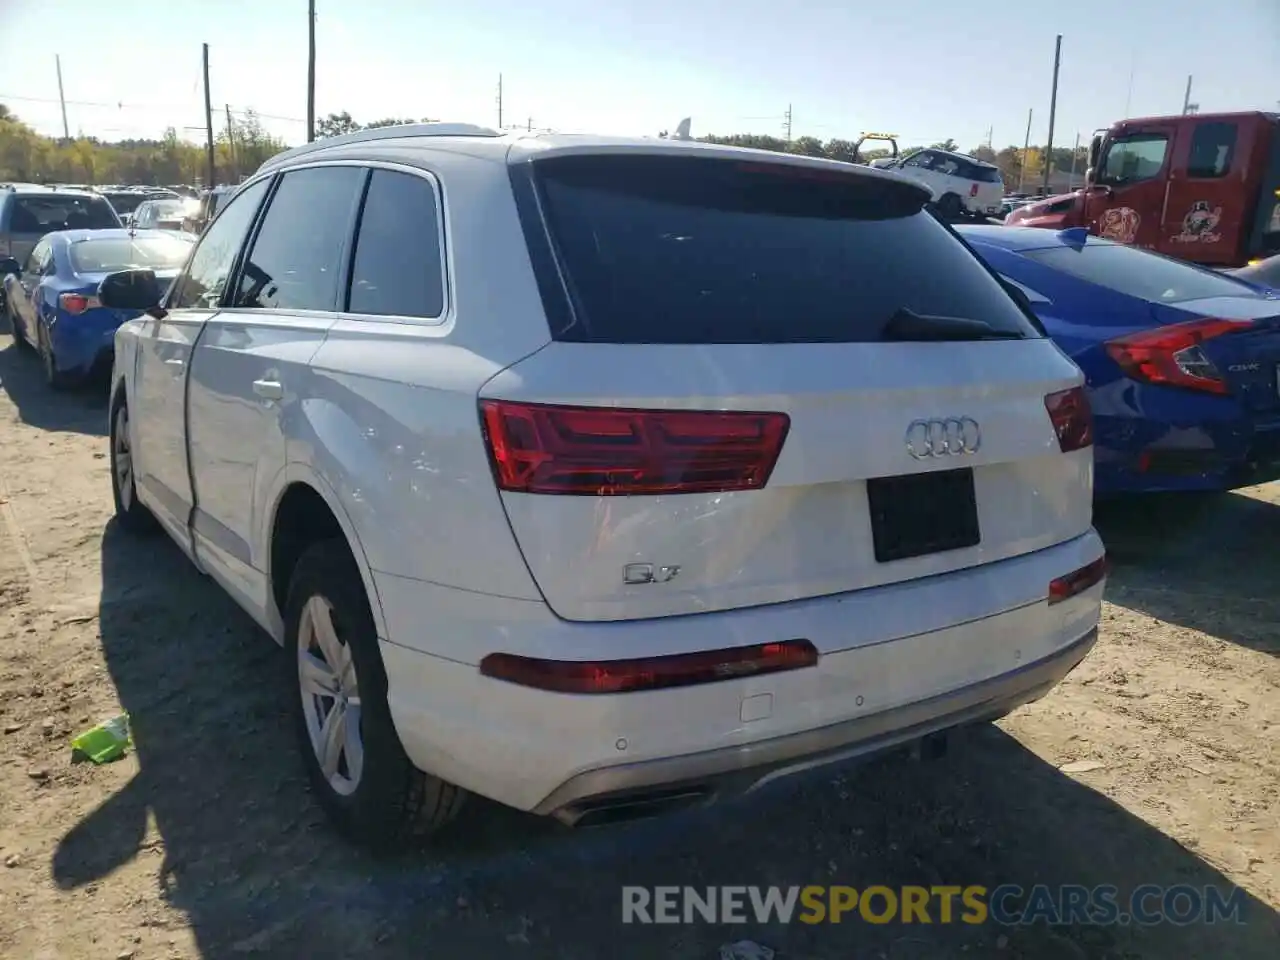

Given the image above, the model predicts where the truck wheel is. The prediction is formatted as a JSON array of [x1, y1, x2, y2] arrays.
[[286, 539, 466, 850], [937, 193, 964, 221]]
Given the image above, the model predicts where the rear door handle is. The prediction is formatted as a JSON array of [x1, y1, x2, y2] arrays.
[[252, 379, 284, 401], [163, 358, 185, 367]]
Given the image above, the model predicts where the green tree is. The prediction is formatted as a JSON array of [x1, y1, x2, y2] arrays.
[[316, 111, 360, 138], [931, 138, 959, 152]]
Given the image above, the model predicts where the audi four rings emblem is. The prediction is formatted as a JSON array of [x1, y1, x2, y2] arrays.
[[905, 417, 982, 459]]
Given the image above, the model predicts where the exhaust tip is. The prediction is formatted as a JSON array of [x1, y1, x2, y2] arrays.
[[557, 787, 714, 828]]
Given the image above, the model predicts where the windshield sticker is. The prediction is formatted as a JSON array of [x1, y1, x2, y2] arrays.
[[1171, 200, 1223, 244], [1098, 207, 1140, 244]]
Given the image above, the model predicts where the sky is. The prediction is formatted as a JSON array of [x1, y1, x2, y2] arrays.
[[1, 0, 1278, 152]]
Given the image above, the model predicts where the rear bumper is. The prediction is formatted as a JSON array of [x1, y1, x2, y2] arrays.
[[536, 625, 1097, 823], [377, 531, 1105, 815], [49, 311, 122, 374]]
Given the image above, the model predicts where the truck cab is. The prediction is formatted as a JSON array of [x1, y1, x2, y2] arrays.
[[1007, 111, 1280, 267]]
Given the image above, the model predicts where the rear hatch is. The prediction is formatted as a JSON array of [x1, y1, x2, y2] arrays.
[[483, 152, 1093, 622]]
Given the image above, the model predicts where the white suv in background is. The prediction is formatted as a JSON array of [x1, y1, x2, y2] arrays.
[[877, 148, 1005, 220], [101, 124, 1105, 849]]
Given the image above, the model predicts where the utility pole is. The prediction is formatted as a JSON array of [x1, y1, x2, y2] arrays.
[[307, 0, 316, 142], [202, 43, 216, 189], [55, 55, 70, 142], [225, 104, 238, 180], [496, 74, 503, 129], [527, 116, 533, 132], [784, 104, 792, 142], [1182, 75, 1193, 115], [1124, 53, 1134, 117], [985, 125, 993, 151], [1019, 108, 1033, 193], [1042, 34, 1062, 197]]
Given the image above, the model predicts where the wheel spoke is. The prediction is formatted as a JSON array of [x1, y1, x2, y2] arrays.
[[299, 651, 340, 697], [306, 597, 343, 666], [318, 703, 346, 780]]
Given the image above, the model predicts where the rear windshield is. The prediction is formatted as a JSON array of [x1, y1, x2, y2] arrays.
[[526, 154, 1037, 343], [10, 195, 120, 233], [969, 164, 1002, 183], [69, 235, 194, 273], [1026, 243, 1260, 303], [103, 193, 148, 215]]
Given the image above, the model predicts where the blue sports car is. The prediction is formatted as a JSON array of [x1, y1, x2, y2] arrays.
[[959, 224, 1280, 496], [2, 228, 193, 388]]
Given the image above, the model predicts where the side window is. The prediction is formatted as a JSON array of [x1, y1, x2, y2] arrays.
[[1187, 122, 1238, 179], [23, 241, 48, 274], [169, 177, 271, 310], [346, 169, 446, 319], [136, 204, 152, 228], [933, 156, 961, 177], [902, 151, 933, 169], [1099, 135, 1168, 184], [234, 166, 364, 312]]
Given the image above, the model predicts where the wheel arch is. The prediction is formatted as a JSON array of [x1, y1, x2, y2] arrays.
[[263, 467, 388, 645]]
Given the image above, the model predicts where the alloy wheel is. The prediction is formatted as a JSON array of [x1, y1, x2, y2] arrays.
[[297, 595, 364, 796]]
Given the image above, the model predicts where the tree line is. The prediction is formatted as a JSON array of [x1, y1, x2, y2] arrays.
[[3, 102, 1086, 193]]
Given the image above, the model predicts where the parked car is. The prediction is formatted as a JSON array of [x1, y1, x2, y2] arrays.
[[99, 124, 1105, 849], [1228, 253, 1280, 291], [0, 228, 193, 387], [181, 184, 237, 234], [871, 148, 1005, 220], [959, 224, 1280, 495], [133, 197, 198, 233], [1006, 111, 1280, 268], [100, 188, 178, 224]]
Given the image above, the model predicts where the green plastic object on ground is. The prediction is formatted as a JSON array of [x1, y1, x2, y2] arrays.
[[70, 713, 132, 764]]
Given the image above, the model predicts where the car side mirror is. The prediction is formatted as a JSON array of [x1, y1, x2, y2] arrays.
[[0, 256, 20, 278], [99, 269, 164, 315]]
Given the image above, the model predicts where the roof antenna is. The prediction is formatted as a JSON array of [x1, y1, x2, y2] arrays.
[[671, 118, 693, 141]]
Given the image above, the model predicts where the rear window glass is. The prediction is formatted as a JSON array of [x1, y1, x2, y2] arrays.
[[10, 195, 119, 233], [69, 235, 194, 273], [103, 193, 149, 215], [970, 164, 1002, 183], [1027, 243, 1260, 303], [526, 154, 1037, 343]]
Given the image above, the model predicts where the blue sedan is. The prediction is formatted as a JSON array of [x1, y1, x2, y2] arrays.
[[959, 224, 1280, 496], [2, 229, 193, 388]]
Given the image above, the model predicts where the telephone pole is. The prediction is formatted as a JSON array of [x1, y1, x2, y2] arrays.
[[496, 74, 503, 129], [225, 104, 238, 180], [784, 104, 793, 142], [1068, 131, 1080, 189], [1182, 75, 1193, 115], [202, 43, 216, 189], [55, 55, 70, 142], [1042, 34, 1062, 197], [306, 0, 316, 141], [1019, 107, 1033, 193]]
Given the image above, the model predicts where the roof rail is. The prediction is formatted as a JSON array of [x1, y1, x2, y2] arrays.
[[257, 122, 503, 174]]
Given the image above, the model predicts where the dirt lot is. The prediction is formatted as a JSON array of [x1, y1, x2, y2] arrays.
[[0, 335, 1277, 960]]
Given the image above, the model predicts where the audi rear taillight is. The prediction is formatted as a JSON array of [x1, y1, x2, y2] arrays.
[[1048, 555, 1108, 604], [1105, 318, 1253, 395], [480, 639, 819, 694], [59, 292, 101, 315], [479, 400, 790, 495], [1044, 385, 1093, 452]]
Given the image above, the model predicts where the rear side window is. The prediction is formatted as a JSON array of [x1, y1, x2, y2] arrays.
[[1186, 122, 1237, 179], [523, 154, 1038, 343], [234, 166, 363, 312], [11, 195, 119, 233], [346, 169, 445, 318], [1026, 243, 1260, 303]]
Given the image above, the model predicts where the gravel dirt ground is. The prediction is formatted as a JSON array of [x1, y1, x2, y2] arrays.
[[0, 335, 1277, 960]]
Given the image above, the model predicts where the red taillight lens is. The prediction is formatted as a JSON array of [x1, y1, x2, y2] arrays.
[[58, 292, 100, 315], [479, 400, 790, 495], [1044, 385, 1093, 452], [1048, 555, 1109, 604], [480, 639, 819, 694], [1105, 318, 1252, 395], [969, 183, 980, 197]]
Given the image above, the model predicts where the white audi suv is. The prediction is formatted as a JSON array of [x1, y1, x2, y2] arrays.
[[99, 123, 1106, 848]]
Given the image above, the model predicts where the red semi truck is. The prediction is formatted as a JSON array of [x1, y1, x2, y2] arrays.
[[1006, 110, 1280, 267]]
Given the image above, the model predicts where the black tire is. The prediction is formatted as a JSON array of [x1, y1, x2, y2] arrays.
[[937, 193, 964, 221], [38, 321, 74, 390], [109, 394, 157, 533], [286, 539, 465, 850]]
